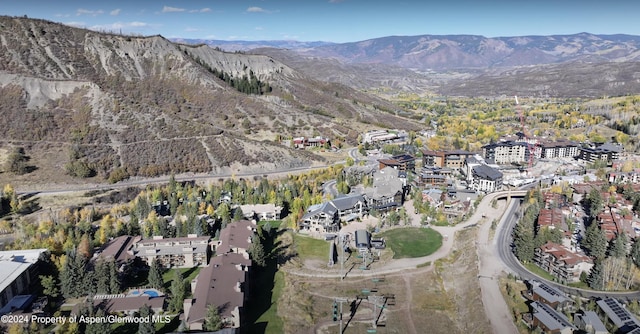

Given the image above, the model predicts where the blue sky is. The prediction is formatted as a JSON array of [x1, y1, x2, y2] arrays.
[[1, 0, 638, 43]]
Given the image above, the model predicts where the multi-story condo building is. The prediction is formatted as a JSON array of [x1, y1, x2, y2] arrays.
[[470, 164, 503, 193], [482, 141, 531, 165], [134, 235, 210, 268], [539, 140, 580, 159], [422, 150, 475, 171], [534, 242, 593, 283]]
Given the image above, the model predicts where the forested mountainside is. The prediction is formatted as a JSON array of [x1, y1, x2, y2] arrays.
[[0, 16, 419, 183]]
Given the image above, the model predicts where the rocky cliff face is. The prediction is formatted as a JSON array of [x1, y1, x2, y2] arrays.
[[0, 16, 418, 183]]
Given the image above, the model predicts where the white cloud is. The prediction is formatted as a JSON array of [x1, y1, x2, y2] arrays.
[[110, 9, 121, 16], [76, 8, 104, 16], [55, 13, 71, 18], [64, 21, 86, 28], [329, 0, 345, 3], [89, 21, 150, 31], [255, 26, 264, 31], [162, 6, 185, 13], [184, 27, 200, 32], [188, 7, 211, 13], [247, 7, 267, 13]]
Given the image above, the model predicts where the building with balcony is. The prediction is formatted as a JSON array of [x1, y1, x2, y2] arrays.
[[534, 242, 593, 283], [482, 141, 531, 165], [134, 235, 210, 268]]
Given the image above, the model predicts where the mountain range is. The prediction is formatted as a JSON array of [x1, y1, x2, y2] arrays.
[[191, 33, 640, 97]]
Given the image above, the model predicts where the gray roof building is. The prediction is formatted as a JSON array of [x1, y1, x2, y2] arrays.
[[574, 311, 608, 334], [0, 249, 47, 309], [597, 298, 640, 333], [472, 164, 503, 181], [530, 301, 576, 334], [527, 280, 570, 308]]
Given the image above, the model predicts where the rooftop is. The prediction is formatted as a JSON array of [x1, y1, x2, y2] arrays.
[[0, 249, 47, 299], [531, 301, 576, 331], [472, 164, 503, 181]]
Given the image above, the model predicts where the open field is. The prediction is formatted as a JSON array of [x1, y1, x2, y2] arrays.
[[376, 227, 443, 259], [293, 234, 331, 260], [275, 226, 490, 334]]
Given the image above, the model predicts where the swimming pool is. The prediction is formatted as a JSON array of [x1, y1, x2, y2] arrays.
[[129, 289, 160, 297]]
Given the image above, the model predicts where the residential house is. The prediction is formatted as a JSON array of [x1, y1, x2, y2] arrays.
[[574, 311, 608, 334], [422, 189, 444, 209], [293, 136, 330, 149], [0, 249, 48, 309], [470, 164, 503, 193], [534, 242, 593, 283], [134, 235, 211, 268], [529, 301, 577, 334], [300, 201, 339, 234], [238, 204, 283, 221], [524, 280, 571, 310], [596, 298, 640, 334], [299, 194, 367, 234], [482, 141, 531, 165]]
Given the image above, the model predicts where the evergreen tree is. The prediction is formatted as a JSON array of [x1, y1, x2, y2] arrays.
[[587, 261, 604, 290], [83, 269, 97, 296], [513, 221, 535, 263], [584, 223, 607, 260], [60, 250, 87, 298], [608, 232, 627, 258], [631, 240, 640, 267], [204, 305, 222, 331], [95, 260, 109, 294], [169, 270, 186, 312], [108, 259, 120, 294], [85, 308, 110, 334], [147, 258, 164, 290], [233, 207, 244, 221], [248, 234, 267, 267], [138, 304, 155, 334], [586, 188, 604, 218]]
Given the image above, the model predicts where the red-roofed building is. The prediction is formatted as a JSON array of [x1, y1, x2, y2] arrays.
[[537, 208, 565, 231], [534, 242, 593, 283]]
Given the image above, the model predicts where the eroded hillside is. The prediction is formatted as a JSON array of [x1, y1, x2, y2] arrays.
[[0, 16, 419, 184]]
